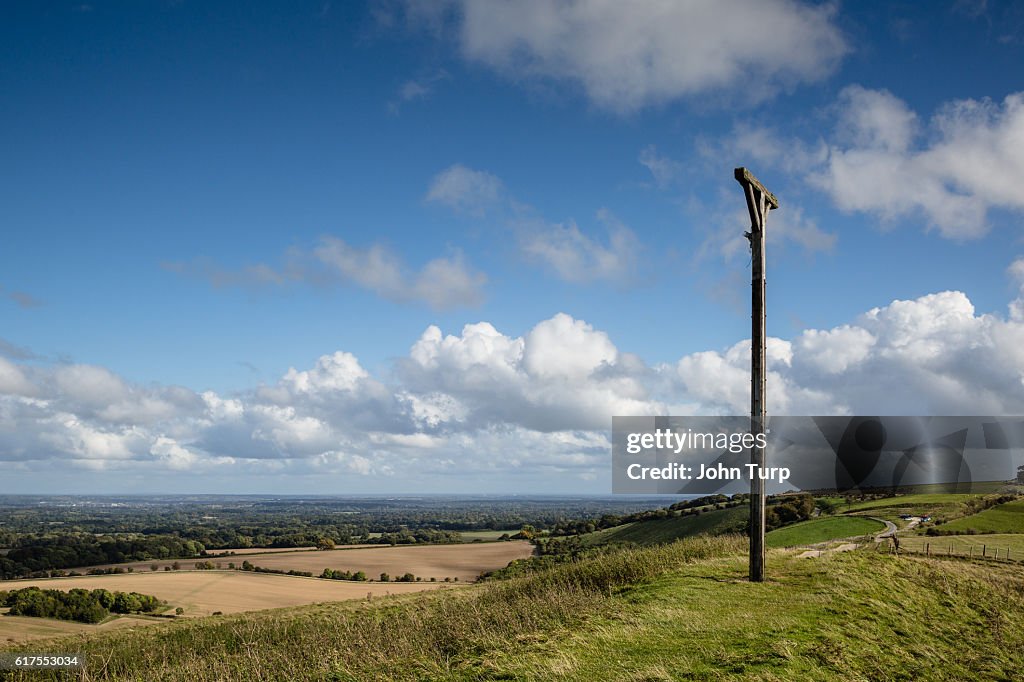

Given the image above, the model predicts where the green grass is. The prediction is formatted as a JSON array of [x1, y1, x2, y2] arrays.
[[766, 516, 885, 548], [580, 505, 748, 547], [937, 498, 1024, 534], [4, 535, 1023, 681], [832, 493, 990, 527], [492, 552, 1024, 681], [897, 534, 1024, 560]]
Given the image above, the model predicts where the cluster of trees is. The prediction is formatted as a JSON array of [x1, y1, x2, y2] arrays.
[[0, 534, 204, 579], [319, 568, 445, 582], [86, 566, 132, 575], [765, 494, 815, 532], [378, 572, 418, 582], [319, 568, 368, 581], [0, 587, 162, 624], [236, 560, 312, 577]]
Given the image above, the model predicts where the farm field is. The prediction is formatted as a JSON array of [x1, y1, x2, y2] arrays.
[[63, 541, 534, 583], [766, 516, 885, 548], [3, 537, 1023, 681], [935, 498, 1024, 533], [896, 533, 1024, 560], [0, 611, 158, 644], [1, 570, 450, 617]]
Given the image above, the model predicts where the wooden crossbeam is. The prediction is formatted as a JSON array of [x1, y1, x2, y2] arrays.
[[734, 167, 779, 210]]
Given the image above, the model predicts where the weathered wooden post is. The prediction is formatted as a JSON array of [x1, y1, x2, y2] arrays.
[[734, 167, 778, 583]]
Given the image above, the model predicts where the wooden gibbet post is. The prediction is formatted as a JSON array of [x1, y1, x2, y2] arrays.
[[734, 167, 778, 583]]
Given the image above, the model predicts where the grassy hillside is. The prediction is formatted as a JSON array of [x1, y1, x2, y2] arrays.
[[766, 516, 885, 548], [579, 505, 748, 547], [3, 536, 1023, 680], [833, 492, 998, 528], [936, 498, 1024, 534], [898, 533, 1024, 559]]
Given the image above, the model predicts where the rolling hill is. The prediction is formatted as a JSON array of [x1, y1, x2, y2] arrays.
[[3, 535, 1022, 680]]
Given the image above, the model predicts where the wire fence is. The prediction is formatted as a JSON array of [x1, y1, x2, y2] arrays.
[[875, 537, 1022, 563]]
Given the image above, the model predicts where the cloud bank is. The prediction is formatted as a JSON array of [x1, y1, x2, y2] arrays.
[[4, 287, 1024, 488]]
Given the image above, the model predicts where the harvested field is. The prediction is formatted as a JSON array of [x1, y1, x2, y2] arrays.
[[62, 540, 534, 582], [2, 570, 449, 617], [0, 611, 156, 644]]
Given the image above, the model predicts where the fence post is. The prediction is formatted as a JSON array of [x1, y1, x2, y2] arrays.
[[983, 544, 986, 558], [926, 543, 930, 556]]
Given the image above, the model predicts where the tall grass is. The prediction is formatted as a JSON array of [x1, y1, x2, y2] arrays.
[[0, 535, 746, 682]]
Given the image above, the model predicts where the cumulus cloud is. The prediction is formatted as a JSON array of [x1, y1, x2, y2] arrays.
[[166, 236, 487, 311], [5, 290, 1024, 485], [728, 86, 1024, 238], [416, 0, 847, 112]]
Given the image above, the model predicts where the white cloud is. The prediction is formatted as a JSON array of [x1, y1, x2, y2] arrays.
[[428, 0, 847, 112], [0, 357, 36, 396], [522, 313, 617, 380], [519, 209, 640, 283], [312, 237, 486, 309], [167, 236, 487, 311], [730, 86, 1024, 238], [282, 351, 369, 395], [794, 326, 876, 375], [426, 164, 504, 215], [429, 164, 643, 284], [5, 291, 1024, 484]]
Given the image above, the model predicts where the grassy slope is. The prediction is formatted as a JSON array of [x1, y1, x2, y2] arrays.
[[898, 533, 1024, 558], [495, 552, 1024, 681], [766, 516, 885, 548], [836, 493, 988, 527], [937, 498, 1024, 534], [581, 506, 748, 547], [842, 493, 980, 513], [4, 537, 1024, 681]]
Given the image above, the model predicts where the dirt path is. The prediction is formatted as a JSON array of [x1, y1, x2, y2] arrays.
[[796, 517, 895, 559], [795, 543, 858, 559], [872, 517, 898, 540]]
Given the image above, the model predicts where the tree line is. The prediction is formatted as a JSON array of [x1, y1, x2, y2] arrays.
[[0, 534, 205, 579]]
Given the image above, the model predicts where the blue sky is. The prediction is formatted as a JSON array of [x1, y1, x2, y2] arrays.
[[3, 1, 1024, 493]]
